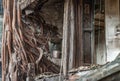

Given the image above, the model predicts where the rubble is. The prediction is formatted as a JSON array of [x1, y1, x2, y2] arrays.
[[72, 54, 120, 81]]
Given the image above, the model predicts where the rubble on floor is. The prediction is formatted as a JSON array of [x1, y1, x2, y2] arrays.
[[68, 64, 103, 81], [34, 72, 64, 81], [34, 54, 120, 81], [69, 64, 103, 74], [34, 65, 103, 81], [32, 55, 120, 81], [71, 54, 120, 81]]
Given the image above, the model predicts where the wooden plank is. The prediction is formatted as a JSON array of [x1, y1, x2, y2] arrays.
[[62, 0, 69, 77], [73, 0, 84, 68], [68, 0, 75, 70], [62, 0, 76, 77], [62, 0, 73, 77]]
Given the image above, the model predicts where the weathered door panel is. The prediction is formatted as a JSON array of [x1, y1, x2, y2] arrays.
[[83, 0, 94, 64], [83, 32, 92, 63]]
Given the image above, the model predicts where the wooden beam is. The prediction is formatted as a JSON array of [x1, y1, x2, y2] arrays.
[[74, 0, 83, 67], [62, 0, 75, 77]]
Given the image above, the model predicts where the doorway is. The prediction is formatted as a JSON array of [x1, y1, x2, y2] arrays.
[[82, 0, 106, 65]]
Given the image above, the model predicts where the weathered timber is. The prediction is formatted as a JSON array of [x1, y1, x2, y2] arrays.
[[74, 0, 83, 67], [62, 0, 75, 77], [82, 0, 94, 64]]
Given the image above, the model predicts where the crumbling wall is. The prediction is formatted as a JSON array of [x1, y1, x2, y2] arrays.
[[105, 0, 120, 62]]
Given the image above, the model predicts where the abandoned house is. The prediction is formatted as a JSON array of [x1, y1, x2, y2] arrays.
[[1, 0, 120, 81]]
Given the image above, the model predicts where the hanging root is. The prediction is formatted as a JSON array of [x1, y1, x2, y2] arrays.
[[2, 0, 60, 81]]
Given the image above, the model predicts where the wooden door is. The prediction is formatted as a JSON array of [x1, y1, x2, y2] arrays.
[[62, 0, 95, 75], [82, 0, 94, 64], [74, 0, 94, 66]]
